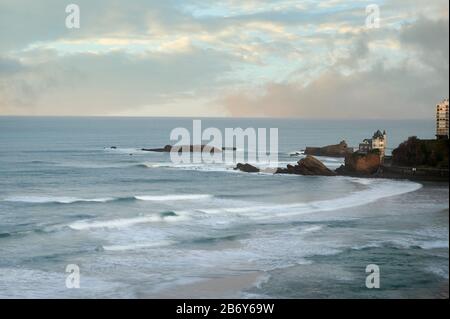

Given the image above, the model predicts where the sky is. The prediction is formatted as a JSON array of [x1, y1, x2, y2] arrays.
[[0, 0, 448, 118]]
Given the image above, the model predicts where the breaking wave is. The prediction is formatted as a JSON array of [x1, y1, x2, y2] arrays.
[[3, 196, 115, 204], [68, 212, 187, 230], [198, 179, 422, 220], [3, 194, 214, 204]]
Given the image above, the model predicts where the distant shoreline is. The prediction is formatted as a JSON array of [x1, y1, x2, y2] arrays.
[[337, 170, 449, 183]]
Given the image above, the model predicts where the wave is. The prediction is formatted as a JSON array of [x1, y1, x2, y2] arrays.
[[352, 239, 449, 251], [134, 194, 212, 201], [104, 147, 152, 155], [3, 193, 214, 205], [3, 196, 115, 204], [55, 162, 140, 169], [101, 240, 174, 251], [425, 266, 449, 279], [139, 161, 295, 174], [63, 179, 422, 231], [139, 162, 235, 172], [31, 179, 422, 234], [68, 212, 187, 230], [198, 179, 422, 220], [139, 159, 343, 173], [300, 225, 324, 234], [416, 240, 449, 250]]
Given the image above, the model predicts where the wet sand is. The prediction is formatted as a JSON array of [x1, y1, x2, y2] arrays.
[[154, 272, 267, 299]]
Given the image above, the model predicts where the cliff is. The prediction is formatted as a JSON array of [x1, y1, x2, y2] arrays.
[[392, 137, 449, 168], [305, 141, 353, 158], [336, 151, 381, 176]]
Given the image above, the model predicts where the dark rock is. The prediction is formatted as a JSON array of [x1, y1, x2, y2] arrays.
[[338, 152, 381, 175], [142, 145, 221, 153], [275, 167, 289, 174], [235, 157, 335, 176], [274, 156, 336, 176], [290, 151, 305, 157], [294, 155, 336, 176], [392, 137, 449, 168], [305, 141, 353, 158], [234, 163, 260, 173], [173, 145, 222, 153], [335, 164, 347, 175], [142, 145, 172, 152]]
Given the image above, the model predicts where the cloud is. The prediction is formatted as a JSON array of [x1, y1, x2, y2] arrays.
[[0, 0, 448, 117], [222, 64, 448, 119], [221, 16, 450, 119], [399, 17, 449, 74], [0, 48, 236, 115]]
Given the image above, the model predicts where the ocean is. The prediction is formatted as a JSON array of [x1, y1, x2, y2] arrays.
[[0, 117, 448, 298]]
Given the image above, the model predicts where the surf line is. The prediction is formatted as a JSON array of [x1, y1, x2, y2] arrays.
[[176, 303, 210, 317]]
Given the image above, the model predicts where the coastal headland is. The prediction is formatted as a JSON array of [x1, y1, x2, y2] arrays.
[[236, 138, 450, 182]]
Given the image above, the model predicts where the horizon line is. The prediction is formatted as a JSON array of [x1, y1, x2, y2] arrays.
[[0, 115, 436, 121]]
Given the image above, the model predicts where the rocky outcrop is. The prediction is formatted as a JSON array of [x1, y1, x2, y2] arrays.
[[142, 145, 222, 153], [305, 141, 353, 158], [236, 156, 336, 176], [275, 156, 336, 176], [142, 145, 173, 152], [336, 152, 381, 176], [234, 163, 260, 173], [392, 137, 449, 168]]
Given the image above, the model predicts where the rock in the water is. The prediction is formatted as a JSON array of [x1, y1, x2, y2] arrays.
[[305, 141, 353, 157], [295, 155, 336, 176], [142, 145, 221, 153], [235, 157, 334, 176], [142, 145, 172, 152], [234, 163, 260, 173], [275, 156, 336, 176]]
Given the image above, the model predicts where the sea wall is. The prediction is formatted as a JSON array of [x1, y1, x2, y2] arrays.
[[377, 165, 449, 182]]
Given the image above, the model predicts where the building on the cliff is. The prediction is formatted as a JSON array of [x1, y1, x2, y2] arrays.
[[358, 130, 387, 158], [436, 99, 449, 139]]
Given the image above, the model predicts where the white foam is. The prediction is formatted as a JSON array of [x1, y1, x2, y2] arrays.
[[350, 178, 375, 186], [3, 196, 115, 204], [199, 179, 422, 220], [68, 214, 188, 230], [425, 266, 449, 279], [55, 162, 136, 169], [141, 162, 237, 173], [301, 225, 324, 234], [135, 194, 213, 201], [141, 159, 343, 173], [105, 147, 149, 155], [419, 240, 449, 250], [102, 241, 174, 251]]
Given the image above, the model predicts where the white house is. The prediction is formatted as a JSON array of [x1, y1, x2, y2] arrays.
[[358, 130, 387, 158]]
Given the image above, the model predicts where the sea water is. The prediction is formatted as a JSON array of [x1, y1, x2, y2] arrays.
[[0, 117, 447, 298]]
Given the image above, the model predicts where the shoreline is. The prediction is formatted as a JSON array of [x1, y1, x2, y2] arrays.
[[152, 272, 267, 299], [336, 171, 449, 183]]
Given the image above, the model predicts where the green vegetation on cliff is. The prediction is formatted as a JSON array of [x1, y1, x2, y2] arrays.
[[392, 137, 449, 168]]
